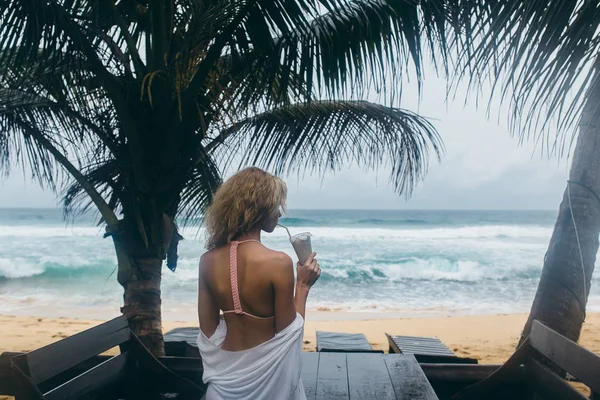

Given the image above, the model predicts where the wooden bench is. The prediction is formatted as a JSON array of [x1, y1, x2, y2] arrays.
[[164, 327, 201, 358], [301, 352, 439, 399], [453, 320, 600, 399], [316, 331, 383, 353], [5, 315, 204, 400], [386, 333, 478, 364]]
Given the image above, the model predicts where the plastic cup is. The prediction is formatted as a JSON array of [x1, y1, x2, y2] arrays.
[[290, 232, 312, 264]]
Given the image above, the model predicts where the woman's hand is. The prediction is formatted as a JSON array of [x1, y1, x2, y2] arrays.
[[296, 252, 321, 289]]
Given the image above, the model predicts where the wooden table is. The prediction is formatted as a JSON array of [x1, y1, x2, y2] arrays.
[[302, 352, 439, 400]]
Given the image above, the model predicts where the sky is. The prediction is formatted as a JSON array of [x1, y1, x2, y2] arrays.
[[0, 71, 574, 211]]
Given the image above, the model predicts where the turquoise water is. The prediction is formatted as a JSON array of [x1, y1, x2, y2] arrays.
[[1, 208, 598, 319]]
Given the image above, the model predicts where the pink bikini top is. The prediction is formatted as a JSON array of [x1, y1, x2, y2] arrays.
[[222, 240, 275, 320]]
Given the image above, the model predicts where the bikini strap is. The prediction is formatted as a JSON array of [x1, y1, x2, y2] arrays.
[[229, 241, 243, 315], [229, 239, 261, 315]]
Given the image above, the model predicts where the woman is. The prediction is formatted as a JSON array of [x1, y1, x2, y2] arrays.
[[197, 167, 321, 400]]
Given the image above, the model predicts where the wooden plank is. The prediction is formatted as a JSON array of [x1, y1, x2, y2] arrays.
[[164, 327, 201, 357], [394, 344, 454, 353], [528, 359, 587, 400], [27, 316, 130, 383], [316, 352, 349, 400], [390, 335, 442, 341], [387, 333, 402, 354], [393, 338, 456, 356], [43, 352, 130, 400], [346, 353, 395, 400], [400, 348, 456, 356], [453, 337, 531, 400], [0, 353, 17, 396], [530, 320, 600, 394], [302, 352, 319, 400], [385, 354, 438, 400], [420, 364, 508, 383], [131, 333, 204, 396]]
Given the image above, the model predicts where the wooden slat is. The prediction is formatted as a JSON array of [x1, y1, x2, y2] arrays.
[[389, 336, 443, 343], [528, 359, 587, 400], [316, 352, 349, 400], [27, 316, 130, 384], [385, 354, 438, 400], [302, 352, 319, 400], [413, 355, 478, 364], [317, 331, 377, 353], [387, 333, 402, 354], [530, 320, 600, 394], [400, 348, 455, 356], [43, 352, 129, 400], [346, 353, 395, 400], [393, 338, 456, 356], [396, 343, 453, 351], [420, 364, 509, 383]]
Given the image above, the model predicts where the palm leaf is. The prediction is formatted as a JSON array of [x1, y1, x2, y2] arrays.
[[180, 0, 458, 114], [62, 159, 121, 220], [454, 0, 600, 153], [208, 100, 443, 195], [0, 87, 80, 187], [178, 151, 223, 226]]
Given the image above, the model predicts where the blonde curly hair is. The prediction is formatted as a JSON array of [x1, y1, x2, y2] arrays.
[[204, 167, 287, 249]]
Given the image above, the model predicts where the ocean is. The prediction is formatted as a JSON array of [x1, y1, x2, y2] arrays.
[[1, 208, 599, 320]]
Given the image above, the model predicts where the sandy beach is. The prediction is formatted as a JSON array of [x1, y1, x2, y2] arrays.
[[2, 312, 600, 364]]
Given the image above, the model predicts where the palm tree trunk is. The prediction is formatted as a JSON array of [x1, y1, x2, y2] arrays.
[[111, 220, 166, 356], [120, 257, 164, 356], [520, 76, 600, 345]]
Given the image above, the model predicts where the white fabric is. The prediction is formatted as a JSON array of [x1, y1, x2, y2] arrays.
[[197, 313, 306, 400]]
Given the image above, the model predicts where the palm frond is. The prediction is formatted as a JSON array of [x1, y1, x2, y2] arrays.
[[208, 100, 443, 196], [262, 0, 450, 100], [454, 0, 600, 154], [178, 0, 458, 115], [0, 88, 78, 187], [62, 159, 121, 220], [178, 151, 223, 226]]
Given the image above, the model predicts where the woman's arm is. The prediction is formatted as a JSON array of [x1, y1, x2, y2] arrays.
[[198, 254, 220, 337], [273, 252, 321, 332], [272, 254, 298, 332]]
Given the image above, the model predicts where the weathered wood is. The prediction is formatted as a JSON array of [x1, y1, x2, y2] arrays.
[[317, 331, 382, 353], [164, 327, 201, 357], [530, 320, 600, 394], [3, 316, 204, 400], [25, 316, 130, 384], [385, 354, 439, 400], [387, 334, 477, 364], [131, 333, 203, 395], [389, 335, 444, 343], [421, 364, 524, 383], [0, 353, 18, 396], [316, 352, 349, 399], [453, 337, 531, 399], [43, 351, 130, 400], [302, 352, 319, 400], [2, 351, 207, 397], [346, 353, 395, 399], [528, 359, 587, 400]]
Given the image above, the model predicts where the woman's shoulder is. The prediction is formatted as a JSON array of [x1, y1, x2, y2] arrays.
[[254, 245, 293, 269]]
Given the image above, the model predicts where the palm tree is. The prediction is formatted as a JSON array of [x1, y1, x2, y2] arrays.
[[0, 1, 456, 354], [457, 1, 600, 345]]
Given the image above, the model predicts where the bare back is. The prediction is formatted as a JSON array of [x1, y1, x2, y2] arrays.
[[198, 241, 296, 351]]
